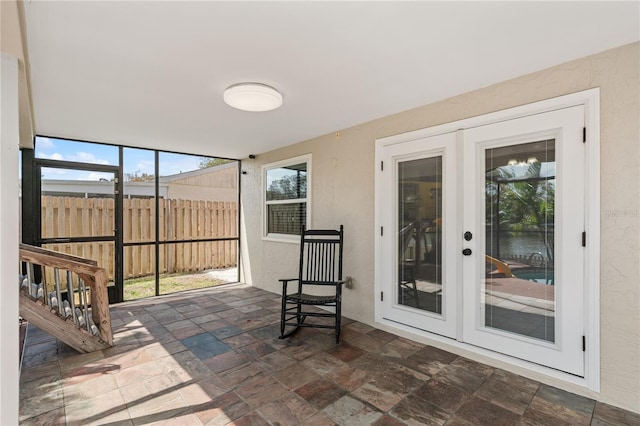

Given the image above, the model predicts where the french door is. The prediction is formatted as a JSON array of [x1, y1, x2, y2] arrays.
[[379, 105, 586, 375], [31, 158, 123, 302], [379, 132, 459, 338]]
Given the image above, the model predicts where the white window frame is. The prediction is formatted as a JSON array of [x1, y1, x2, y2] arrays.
[[262, 154, 312, 243]]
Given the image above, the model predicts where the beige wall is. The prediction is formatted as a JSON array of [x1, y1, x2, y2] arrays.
[[166, 164, 239, 202], [241, 42, 640, 412], [166, 185, 238, 203], [0, 53, 21, 425], [0, 0, 34, 148]]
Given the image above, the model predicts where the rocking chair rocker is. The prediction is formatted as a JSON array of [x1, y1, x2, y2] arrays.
[[279, 225, 345, 343]]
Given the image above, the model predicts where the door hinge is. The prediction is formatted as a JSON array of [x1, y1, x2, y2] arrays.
[[582, 231, 586, 247], [380, 291, 384, 301], [380, 226, 384, 236], [582, 335, 586, 351], [381, 161, 384, 171], [583, 127, 586, 143]]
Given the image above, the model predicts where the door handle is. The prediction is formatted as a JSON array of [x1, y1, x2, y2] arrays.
[[462, 248, 472, 256]]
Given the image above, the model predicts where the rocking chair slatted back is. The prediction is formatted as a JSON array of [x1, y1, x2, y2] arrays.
[[300, 229, 343, 285]]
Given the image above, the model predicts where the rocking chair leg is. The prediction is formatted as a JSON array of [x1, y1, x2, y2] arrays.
[[279, 297, 287, 339], [280, 325, 300, 339], [335, 300, 342, 344], [279, 300, 302, 340], [296, 302, 302, 325]]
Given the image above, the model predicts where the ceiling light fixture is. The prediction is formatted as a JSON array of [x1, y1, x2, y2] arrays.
[[223, 83, 283, 112], [506, 156, 539, 167]]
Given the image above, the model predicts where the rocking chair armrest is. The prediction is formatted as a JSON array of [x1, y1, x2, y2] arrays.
[[279, 278, 299, 294]]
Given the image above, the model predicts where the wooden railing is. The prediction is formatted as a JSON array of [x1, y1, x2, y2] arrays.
[[19, 244, 113, 350]]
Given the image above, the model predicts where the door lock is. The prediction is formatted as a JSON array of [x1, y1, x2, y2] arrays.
[[464, 231, 472, 241], [462, 248, 472, 256]]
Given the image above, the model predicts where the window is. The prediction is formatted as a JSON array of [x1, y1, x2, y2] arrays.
[[26, 136, 240, 303], [263, 155, 311, 241]]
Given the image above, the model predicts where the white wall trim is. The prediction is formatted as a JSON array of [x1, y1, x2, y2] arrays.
[[0, 53, 21, 426], [583, 89, 600, 393], [374, 88, 601, 393], [377, 90, 602, 148]]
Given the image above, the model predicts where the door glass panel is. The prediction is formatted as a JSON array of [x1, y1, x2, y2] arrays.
[[484, 140, 555, 342], [41, 167, 115, 239], [397, 156, 443, 314]]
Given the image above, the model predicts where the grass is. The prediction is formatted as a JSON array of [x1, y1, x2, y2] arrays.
[[123, 271, 225, 301]]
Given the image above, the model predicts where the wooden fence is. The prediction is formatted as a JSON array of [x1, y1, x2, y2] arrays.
[[41, 196, 238, 281]]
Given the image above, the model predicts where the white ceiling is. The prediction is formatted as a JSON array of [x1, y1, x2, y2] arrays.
[[23, 1, 639, 159]]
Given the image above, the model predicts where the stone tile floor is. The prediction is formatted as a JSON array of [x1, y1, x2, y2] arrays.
[[19, 284, 640, 425]]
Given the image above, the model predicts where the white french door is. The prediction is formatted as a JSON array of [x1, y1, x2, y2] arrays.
[[379, 105, 586, 376], [462, 105, 585, 375], [379, 132, 458, 338]]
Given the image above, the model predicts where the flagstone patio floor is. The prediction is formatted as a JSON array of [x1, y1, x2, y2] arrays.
[[19, 283, 639, 425]]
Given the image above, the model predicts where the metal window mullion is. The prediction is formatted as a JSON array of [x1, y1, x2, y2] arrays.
[[155, 150, 160, 297]]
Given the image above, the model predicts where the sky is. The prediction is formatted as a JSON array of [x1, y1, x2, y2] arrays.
[[35, 137, 216, 181]]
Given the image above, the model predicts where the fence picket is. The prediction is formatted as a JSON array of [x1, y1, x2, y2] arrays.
[[40, 196, 237, 281]]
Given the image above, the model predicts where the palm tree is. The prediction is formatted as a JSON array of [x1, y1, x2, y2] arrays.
[[486, 162, 555, 264]]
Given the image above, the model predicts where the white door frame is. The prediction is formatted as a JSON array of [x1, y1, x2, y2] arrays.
[[374, 88, 600, 392]]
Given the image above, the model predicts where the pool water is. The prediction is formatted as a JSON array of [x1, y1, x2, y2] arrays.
[[516, 269, 554, 285]]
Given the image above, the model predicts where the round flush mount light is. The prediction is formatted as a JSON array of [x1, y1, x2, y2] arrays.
[[223, 83, 283, 112]]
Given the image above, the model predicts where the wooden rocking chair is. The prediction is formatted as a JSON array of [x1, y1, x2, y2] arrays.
[[279, 225, 345, 343]]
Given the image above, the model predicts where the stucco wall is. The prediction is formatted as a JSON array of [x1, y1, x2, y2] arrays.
[[0, 53, 21, 425], [240, 42, 640, 412], [0, 0, 34, 149]]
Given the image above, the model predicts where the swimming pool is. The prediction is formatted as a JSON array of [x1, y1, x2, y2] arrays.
[[516, 269, 555, 285]]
